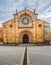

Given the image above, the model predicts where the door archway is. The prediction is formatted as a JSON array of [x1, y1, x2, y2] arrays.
[[23, 34, 29, 43], [18, 30, 33, 43]]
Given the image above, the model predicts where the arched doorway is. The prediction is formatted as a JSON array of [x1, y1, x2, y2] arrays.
[[18, 30, 33, 43], [23, 34, 29, 43]]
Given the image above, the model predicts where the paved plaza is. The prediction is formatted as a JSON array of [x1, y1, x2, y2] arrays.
[[28, 46, 51, 65], [0, 46, 25, 65], [0, 46, 51, 65]]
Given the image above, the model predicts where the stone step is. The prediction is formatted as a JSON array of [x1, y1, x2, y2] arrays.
[[19, 43, 34, 46]]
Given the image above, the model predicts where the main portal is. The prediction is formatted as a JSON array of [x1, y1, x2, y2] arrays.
[[23, 34, 29, 43]]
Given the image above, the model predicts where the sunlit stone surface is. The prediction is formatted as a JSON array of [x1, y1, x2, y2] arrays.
[[28, 46, 51, 65], [0, 46, 25, 65]]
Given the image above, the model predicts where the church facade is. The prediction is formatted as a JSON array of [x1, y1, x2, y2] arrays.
[[0, 9, 50, 44]]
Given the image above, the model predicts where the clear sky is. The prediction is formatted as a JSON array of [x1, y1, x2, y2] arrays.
[[0, 0, 51, 27]]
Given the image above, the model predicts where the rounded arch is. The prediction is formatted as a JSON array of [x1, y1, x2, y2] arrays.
[[18, 30, 33, 43]]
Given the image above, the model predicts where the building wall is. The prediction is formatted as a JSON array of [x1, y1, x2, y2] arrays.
[[0, 28, 3, 42], [35, 20, 44, 42]]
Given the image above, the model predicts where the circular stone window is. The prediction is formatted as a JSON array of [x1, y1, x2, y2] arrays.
[[10, 25, 12, 27], [39, 24, 42, 27], [22, 17, 29, 25]]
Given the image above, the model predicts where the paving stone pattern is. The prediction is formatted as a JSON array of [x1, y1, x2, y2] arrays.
[[0, 46, 51, 65], [0, 46, 25, 65], [28, 46, 51, 65]]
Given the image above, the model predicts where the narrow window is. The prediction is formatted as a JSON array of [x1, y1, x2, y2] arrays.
[[39, 24, 42, 27], [10, 25, 12, 28]]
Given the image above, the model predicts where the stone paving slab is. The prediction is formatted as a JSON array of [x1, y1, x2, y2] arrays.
[[0, 46, 25, 65], [28, 46, 51, 65]]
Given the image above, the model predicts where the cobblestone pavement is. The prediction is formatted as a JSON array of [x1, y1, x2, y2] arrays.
[[28, 46, 51, 65], [0, 46, 25, 65]]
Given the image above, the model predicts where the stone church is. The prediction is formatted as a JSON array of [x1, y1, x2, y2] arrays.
[[0, 9, 50, 44]]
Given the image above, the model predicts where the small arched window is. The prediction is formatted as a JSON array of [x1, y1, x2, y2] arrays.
[[10, 25, 12, 28], [39, 24, 42, 27]]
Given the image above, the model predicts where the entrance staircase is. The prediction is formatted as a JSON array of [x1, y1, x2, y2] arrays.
[[19, 43, 34, 46]]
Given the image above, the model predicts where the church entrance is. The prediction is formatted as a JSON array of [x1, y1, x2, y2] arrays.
[[18, 30, 33, 43], [23, 34, 29, 43]]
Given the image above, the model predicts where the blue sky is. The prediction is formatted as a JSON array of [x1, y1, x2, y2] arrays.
[[0, 0, 51, 27]]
